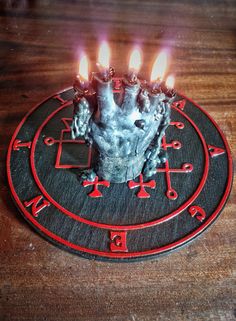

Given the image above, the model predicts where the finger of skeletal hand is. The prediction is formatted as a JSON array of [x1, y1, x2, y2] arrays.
[[71, 125, 77, 139], [145, 148, 152, 160], [149, 92, 165, 107], [154, 111, 162, 121], [121, 78, 140, 114], [138, 89, 150, 113], [71, 97, 91, 138], [93, 74, 116, 121]]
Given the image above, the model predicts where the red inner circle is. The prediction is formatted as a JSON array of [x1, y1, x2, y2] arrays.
[[30, 102, 209, 231]]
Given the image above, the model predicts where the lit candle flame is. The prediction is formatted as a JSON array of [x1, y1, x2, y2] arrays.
[[98, 41, 110, 69], [129, 48, 142, 73], [150, 51, 168, 82], [166, 75, 175, 89], [78, 54, 89, 81]]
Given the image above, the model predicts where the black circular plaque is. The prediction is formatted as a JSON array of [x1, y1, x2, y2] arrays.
[[7, 85, 233, 261]]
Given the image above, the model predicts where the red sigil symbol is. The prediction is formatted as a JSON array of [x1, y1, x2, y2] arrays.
[[44, 137, 56, 146], [208, 145, 225, 158], [157, 136, 193, 200], [157, 163, 193, 174], [162, 140, 182, 150], [53, 94, 67, 104], [188, 205, 206, 222], [128, 174, 156, 199], [13, 139, 32, 151], [172, 99, 186, 111], [24, 195, 50, 217], [83, 176, 110, 198], [170, 121, 185, 129], [110, 231, 128, 252]]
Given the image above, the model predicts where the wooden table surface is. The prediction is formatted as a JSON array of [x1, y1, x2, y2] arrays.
[[0, 1, 235, 320]]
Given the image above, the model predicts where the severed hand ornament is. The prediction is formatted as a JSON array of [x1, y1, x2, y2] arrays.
[[71, 74, 175, 183]]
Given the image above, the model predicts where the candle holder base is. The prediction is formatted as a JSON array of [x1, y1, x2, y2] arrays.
[[7, 84, 233, 261]]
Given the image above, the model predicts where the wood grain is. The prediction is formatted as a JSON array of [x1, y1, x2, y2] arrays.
[[0, 1, 235, 320]]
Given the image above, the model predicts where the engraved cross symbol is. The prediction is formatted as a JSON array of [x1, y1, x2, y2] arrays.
[[128, 174, 156, 198], [83, 176, 110, 198]]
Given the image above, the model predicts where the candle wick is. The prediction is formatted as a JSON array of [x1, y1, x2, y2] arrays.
[[151, 77, 165, 93], [96, 64, 114, 82], [74, 75, 90, 96], [127, 70, 138, 85]]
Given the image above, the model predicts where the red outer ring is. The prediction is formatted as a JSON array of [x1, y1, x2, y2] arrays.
[[7, 90, 233, 259], [30, 101, 209, 230]]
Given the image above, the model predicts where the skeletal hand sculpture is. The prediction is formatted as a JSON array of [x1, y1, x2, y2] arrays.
[[71, 75, 174, 183]]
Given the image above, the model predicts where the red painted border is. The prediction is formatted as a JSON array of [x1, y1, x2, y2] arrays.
[[7, 89, 233, 259], [30, 101, 209, 231]]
